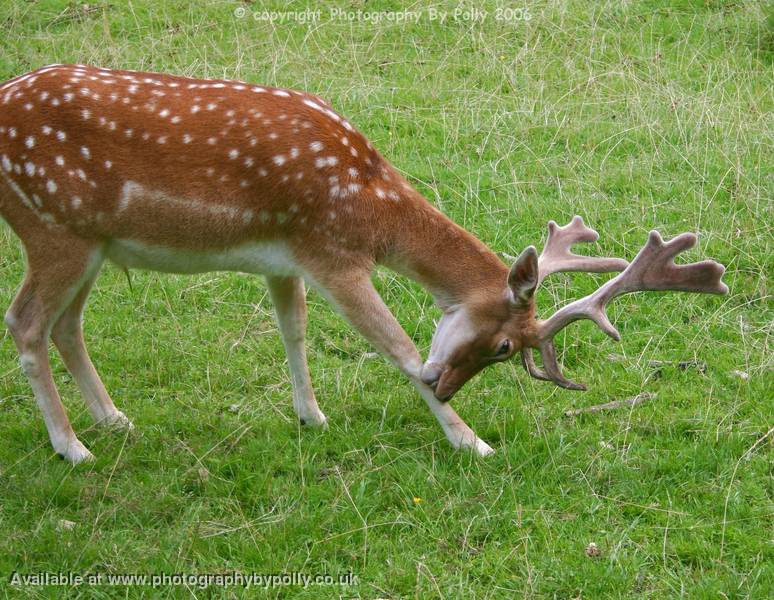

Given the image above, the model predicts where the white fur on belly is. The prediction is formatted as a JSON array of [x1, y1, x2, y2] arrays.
[[105, 239, 301, 276]]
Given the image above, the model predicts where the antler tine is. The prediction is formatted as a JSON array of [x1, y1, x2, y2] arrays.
[[538, 341, 587, 390], [531, 229, 727, 390], [537, 215, 629, 285], [520, 348, 550, 381], [521, 345, 587, 390]]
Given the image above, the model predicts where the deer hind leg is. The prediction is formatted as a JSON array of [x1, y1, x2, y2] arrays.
[[50, 267, 133, 430], [266, 276, 327, 427], [4, 240, 104, 464]]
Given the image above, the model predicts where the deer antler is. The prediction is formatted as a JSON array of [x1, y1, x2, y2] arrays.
[[527, 229, 728, 390], [520, 215, 628, 386], [537, 216, 629, 285]]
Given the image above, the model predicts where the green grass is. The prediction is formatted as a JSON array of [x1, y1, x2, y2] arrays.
[[0, 0, 772, 597]]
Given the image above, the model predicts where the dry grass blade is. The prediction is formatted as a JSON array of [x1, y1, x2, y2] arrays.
[[564, 392, 657, 417], [51, 3, 112, 25]]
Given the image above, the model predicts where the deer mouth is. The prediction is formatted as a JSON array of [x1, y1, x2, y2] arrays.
[[433, 373, 460, 402], [421, 362, 458, 401]]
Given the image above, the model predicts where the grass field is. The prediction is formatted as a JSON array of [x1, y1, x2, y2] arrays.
[[0, 0, 772, 597]]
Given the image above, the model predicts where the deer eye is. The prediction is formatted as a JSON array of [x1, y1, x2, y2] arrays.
[[494, 339, 511, 358]]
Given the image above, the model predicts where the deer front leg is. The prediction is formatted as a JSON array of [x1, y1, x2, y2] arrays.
[[266, 276, 327, 427], [318, 271, 494, 456]]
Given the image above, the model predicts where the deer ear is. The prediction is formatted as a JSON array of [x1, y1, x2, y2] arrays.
[[508, 246, 539, 304]]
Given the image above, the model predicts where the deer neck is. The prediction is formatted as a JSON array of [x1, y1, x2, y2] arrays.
[[384, 202, 508, 309]]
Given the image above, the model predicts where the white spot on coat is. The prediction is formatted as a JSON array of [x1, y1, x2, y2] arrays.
[[314, 156, 338, 168]]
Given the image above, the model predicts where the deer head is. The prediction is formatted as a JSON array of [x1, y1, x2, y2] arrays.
[[421, 216, 728, 401]]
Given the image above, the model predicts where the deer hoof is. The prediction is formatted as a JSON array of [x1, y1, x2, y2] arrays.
[[57, 438, 95, 464], [471, 437, 495, 457], [299, 412, 328, 429]]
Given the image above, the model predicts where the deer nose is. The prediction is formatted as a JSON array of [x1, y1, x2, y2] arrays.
[[420, 363, 444, 389]]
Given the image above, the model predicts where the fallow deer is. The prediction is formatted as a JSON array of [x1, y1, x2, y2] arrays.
[[0, 65, 727, 463]]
